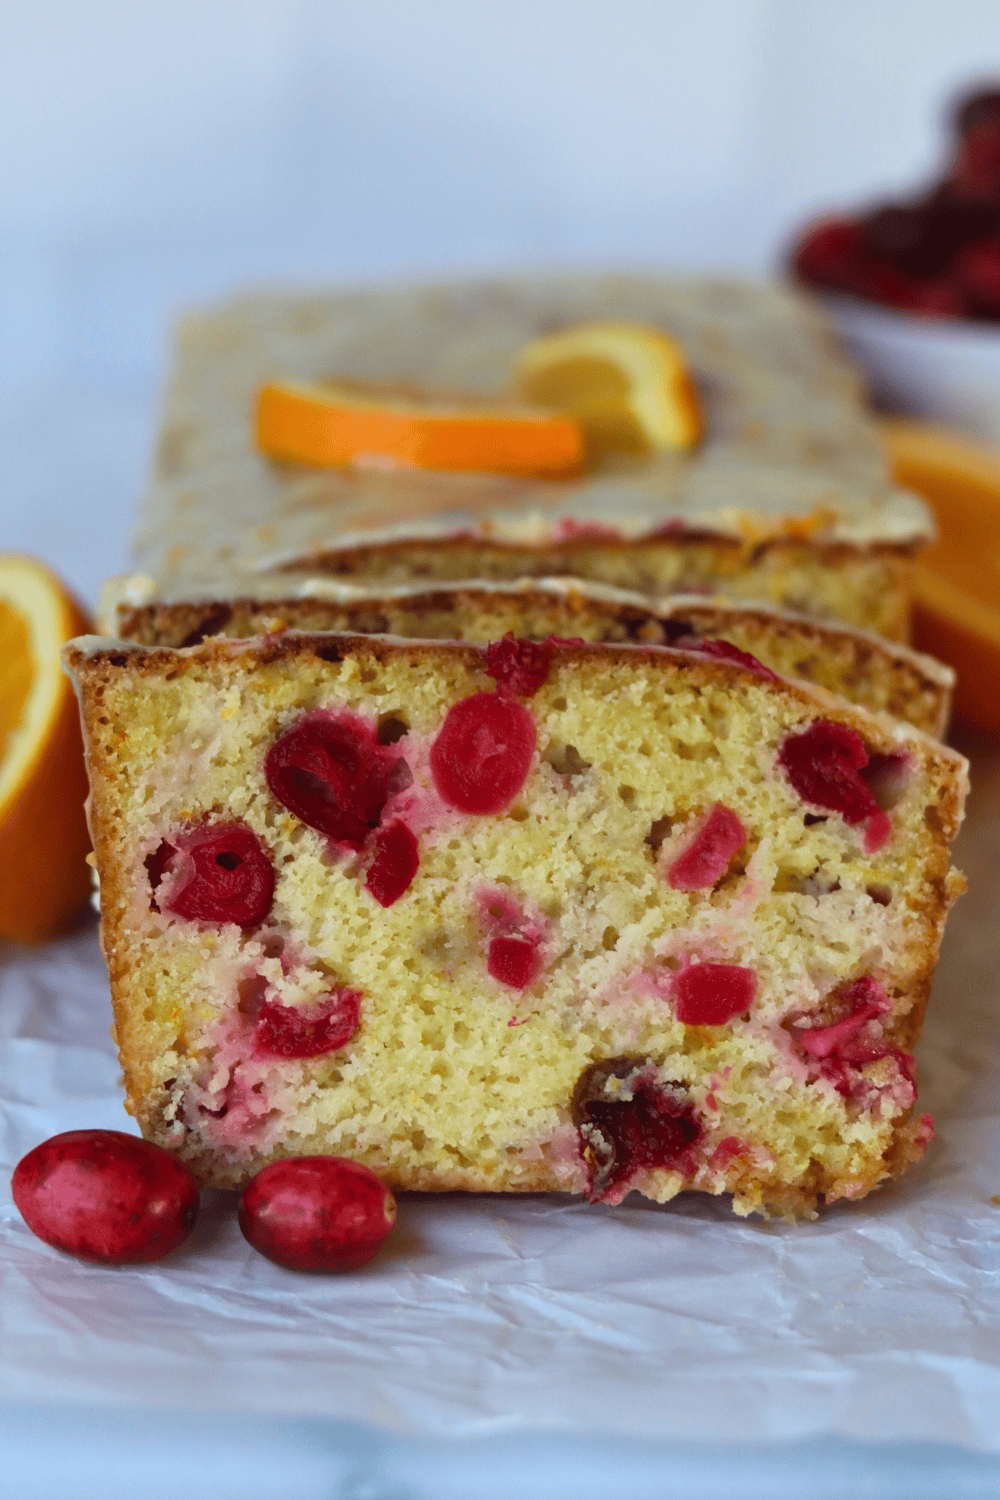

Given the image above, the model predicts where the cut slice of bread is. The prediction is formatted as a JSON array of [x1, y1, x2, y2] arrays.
[[65, 631, 966, 1219], [135, 274, 933, 641], [110, 576, 954, 737]]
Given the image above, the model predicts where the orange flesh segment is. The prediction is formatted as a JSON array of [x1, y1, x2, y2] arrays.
[[517, 356, 650, 458], [256, 381, 585, 478], [0, 601, 35, 764], [0, 555, 93, 943], [512, 323, 703, 463], [881, 417, 1000, 733]]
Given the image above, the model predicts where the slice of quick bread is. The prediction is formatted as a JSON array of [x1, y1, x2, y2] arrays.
[[133, 274, 933, 640], [108, 575, 954, 737], [64, 631, 966, 1219]]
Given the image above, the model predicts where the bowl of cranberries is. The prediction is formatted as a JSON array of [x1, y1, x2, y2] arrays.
[[788, 83, 1000, 439]]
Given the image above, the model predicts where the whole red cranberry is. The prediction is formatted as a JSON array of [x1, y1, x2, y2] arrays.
[[12, 1130, 199, 1265], [946, 129, 1000, 204], [239, 1157, 396, 1271], [897, 278, 966, 318], [154, 822, 274, 926], [954, 239, 1000, 314], [791, 218, 864, 290], [265, 710, 404, 848], [430, 693, 536, 814], [952, 86, 1000, 139]]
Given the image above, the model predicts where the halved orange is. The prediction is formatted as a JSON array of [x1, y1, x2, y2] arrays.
[[256, 379, 584, 478], [512, 322, 702, 463], [880, 417, 1000, 734], [0, 555, 93, 942]]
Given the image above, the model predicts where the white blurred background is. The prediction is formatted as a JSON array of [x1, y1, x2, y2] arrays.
[[1, 0, 998, 602]]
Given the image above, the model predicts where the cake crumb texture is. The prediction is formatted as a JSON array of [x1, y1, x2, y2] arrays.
[[67, 634, 966, 1218]]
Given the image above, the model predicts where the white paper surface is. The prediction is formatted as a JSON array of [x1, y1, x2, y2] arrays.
[[2, 734, 998, 1451]]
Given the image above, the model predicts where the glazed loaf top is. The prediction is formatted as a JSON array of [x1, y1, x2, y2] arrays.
[[133, 273, 933, 590]]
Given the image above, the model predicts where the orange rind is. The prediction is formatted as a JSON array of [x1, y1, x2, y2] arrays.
[[881, 417, 1000, 733], [512, 321, 702, 463], [256, 379, 584, 478], [0, 555, 92, 942]]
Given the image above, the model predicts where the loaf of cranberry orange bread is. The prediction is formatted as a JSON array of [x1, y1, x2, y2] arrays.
[[64, 630, 966, 1218], [133, 273, 932, 640], [107, 575, 954, 737]]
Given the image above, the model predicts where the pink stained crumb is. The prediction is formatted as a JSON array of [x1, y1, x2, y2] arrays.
[[778, 720, 893, 851], [364, 820, 419, 907], [790, 977, 916, 1109], [553, 518, 620, 541], [672, 635, 780, 682], [708, 1136, 751, 1172], [485, 635, 553, 698], [665, 803, 748, 890], [254, 988, 363, 1060], [430, 693, 536, 814], [476, 884, 549, 989], [264, 708, 407, 849], [153, 822, 275, 928], [672, 962, 758, 1026]]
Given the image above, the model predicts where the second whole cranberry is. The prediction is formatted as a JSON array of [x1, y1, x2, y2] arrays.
[[238, 1156, 396, 1271]]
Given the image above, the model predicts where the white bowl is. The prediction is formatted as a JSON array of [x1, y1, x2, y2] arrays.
[[818, 292, 1000, 442]]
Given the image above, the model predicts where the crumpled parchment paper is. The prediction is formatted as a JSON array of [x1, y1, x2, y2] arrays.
[[1, 733, 997, 1451]]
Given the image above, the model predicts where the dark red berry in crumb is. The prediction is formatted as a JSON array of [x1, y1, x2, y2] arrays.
[[673, 962, 757, 1026], [12, 1130, 199, 1266], [430, 692, 536, 814], [254, 989, 362, 1059], [238, 1156, 396, 1271], [666, 803, 747, 890], [672, 635, 780, 682], [778, 721, 892, 851], [487, 934, 542, 989], [159, 822, 275, 926], [572, 1060, 701, 1202], [485, 635, 552, 698], [364, 820, 419, 907], [265, 710, 404, 848]]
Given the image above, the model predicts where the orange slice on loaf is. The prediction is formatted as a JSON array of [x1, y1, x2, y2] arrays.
[[512, 321, 703, 463], [0, 555, 92, 942], [256, 380, 584, 478], [881, 417, 1000, 734]]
